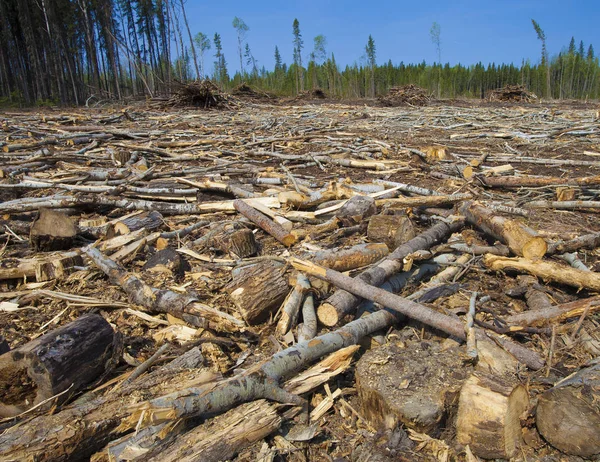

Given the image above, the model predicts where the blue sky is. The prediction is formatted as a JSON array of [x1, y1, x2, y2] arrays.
[[184, 0, 599, 73]]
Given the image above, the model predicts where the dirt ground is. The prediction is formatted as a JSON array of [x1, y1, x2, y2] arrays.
[[1, 96, 599, 461]]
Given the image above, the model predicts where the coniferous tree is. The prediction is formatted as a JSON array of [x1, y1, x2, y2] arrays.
[[292, 18, 304, 93], [365, 35, 376, 97], [531, 19, 551, 98], [213, 32, 228, 84]]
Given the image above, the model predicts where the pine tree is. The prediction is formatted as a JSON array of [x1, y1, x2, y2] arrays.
[[213, 32, 228, 84], [365, 35, 376, 97], [292, 18, 304, 93], [531, 19, 551, 98], [274, 46, 283, 72]]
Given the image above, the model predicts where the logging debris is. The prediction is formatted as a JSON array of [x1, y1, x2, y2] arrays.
[[488, 84, 538, 103], [1, 98, 600, 461]]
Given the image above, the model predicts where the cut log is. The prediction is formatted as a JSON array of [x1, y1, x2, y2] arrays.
[[375, 192, 471, 208], [367, 213, 416, 250], [0, 314, 119, 418], [311, 243, 389, 272], [0, 251, 82, 281], [128, 400, 281, 462], [506, 295, 600, 327], [0, 336, 9, 355], [484, 254, 600, 291], [481, 174, 600, 188], [233, 199, 296, 247], [356, 340, 469, 433], [317, 219, 463, 326], [226, 261, 290, 324], [456, 372, 529, 459], [0, 347, 208, 461], [142, 247, 190, 280], [29, 208, 77, 251], [459, 201, 547, 260], [517, 275, 554, 311], [536, 363, 600, 458]]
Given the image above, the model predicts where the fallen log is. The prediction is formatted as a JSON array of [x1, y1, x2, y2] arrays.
[[525, 200, 600, 210], [481, 174, 600, 188], [116, 309, 398, 431], [311, 243, 389, 272], [233, 199, 296, 247], [506, 295, 600, 327], [0, 251, 82, 281], [375, 193, 471, 208], [317, 219, 463, 326], [367, 213, 416, 250], [0, 347, 209, 461], [84, 246, 245, 332], [546, 230, 600, 255], [291, 258, 544, 370], [484, 254, 600, 291], [0, 314, 119, 418], [536, 363, 600, 458], [459, 201, 547, 260], [456, 372, 529, 459]]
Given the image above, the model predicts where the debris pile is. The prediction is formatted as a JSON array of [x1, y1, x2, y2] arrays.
[[488, 84, 537, 102], [0, 100, 599, 461], [231, 83, 274, 101], [166, 79, 231, 108], [379, 84, 432, 106], [295, 88, 327, 100]]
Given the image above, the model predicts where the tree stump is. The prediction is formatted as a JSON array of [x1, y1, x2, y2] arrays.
[[355, 340, 470, 434], [29, 208, 77, 251], [226, 261, 289, 325], [215, 228, 258, 258], [335, 195, 377, 225], [367, 214, 416, 250], [456, 372, 529, 459], [0, 314, 119, 418], [536, 363, 600, 457]]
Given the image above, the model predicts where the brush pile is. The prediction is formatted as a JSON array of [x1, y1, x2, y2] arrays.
[[167, 79, 231, 108], [488, 84, 537, 103], [231, 83, 274, 101], [379, 84, 432, 106], [295, 88, 327, 100]]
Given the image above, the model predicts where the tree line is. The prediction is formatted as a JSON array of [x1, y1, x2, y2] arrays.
[[0, 0, 598, 106]]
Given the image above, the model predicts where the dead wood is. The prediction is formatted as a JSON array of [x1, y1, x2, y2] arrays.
[[318, 219, 463, 326], [311, 243, 389, 272], [0, 314, 119, 418], [233, 199, 296, 247], [291, 257, 545, 370], [84, 246, 245, 332], [459, 201, 547, 260], [481, 174, 600, 188], [367, 213, 416, 250], [378, 84, 432, 106], [506, 295, 600, 327], [484, 254, 600, 291], [227, 260, 290, 325], [546, 230, 600, 255], [0, 251, 83, 281], [488, 84, 537, 102], [0, 347, 208, 461], [115, 309, 398, 432], [456, 372, 529, 459], [29, 208, 77, 251], [536, 362, 600, 457]]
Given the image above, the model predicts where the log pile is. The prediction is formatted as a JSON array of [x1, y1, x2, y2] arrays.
[[378, 84, 432, 106], [1, 98, 600, 461], [488, 84, 537, 102], [165, 79, 233, 108]]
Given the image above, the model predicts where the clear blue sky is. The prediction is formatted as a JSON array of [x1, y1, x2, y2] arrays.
[[184, 0, 599, 74]]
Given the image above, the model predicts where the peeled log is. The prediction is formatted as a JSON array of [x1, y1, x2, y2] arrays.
[[30, 208, 77, 251], [456, 372, 529, 459], [484, 254, 600, 292], [0, 314, 118, 418], [226, 261, 289, 324], [536, 363, 600, 458], [459, 201, 547, 260]]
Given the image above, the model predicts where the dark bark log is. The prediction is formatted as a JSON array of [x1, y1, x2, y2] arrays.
[[215, 228, 258, 258], [335, 195, 377, 225], [506, 295, 600, 327], [0, 314, 119, 418], [29, 208, 77, 251], [546, 230, 600, 255], [318, 219, 463, 326], [0, 347, 207, 461], [536, 363, 600, 457]]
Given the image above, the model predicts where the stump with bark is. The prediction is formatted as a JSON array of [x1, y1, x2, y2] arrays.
[[30, 208, 77, 251]]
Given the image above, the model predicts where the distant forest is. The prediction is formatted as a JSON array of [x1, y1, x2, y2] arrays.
[[0, 0, 598, 106]]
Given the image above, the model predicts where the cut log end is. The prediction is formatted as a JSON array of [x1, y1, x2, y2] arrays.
[[316, 302, 339, 327], [456, 372, 529, 459], [30, 208, 77, 251], [522, 237, 548, 261]]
